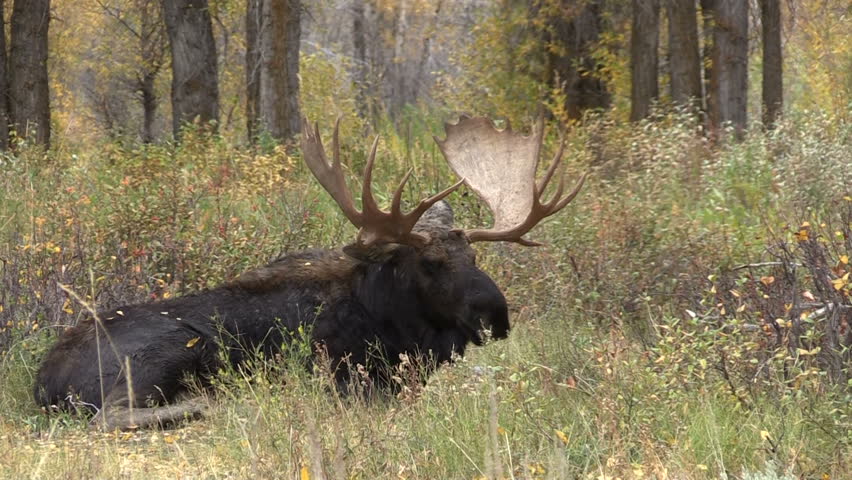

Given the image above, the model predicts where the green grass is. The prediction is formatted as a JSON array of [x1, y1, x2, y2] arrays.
[[1, 109, 850, 479]]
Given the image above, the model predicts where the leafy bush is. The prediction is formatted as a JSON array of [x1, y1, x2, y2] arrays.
[[1, 106, 850, 478]]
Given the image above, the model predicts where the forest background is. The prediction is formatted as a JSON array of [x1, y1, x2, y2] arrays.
[[0, 0, 851, 479]]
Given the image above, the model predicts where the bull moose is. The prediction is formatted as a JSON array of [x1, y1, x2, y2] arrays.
[[33, 116, 585, 430]]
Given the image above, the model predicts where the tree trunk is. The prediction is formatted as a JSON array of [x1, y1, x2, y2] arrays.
[[161, 0, 219, 137], [389, 0, 408, 122], [667, 0, 702, 108], [258, 0, 301, 142], [9, 0, 51, 148], [97, 0, 165, 142], [140, 73, 157, 143], [548, 0, 611, 121], [414, 0, 442, 99], [706, 0, 748, 138], [137, 0, 166, 143], [352, 1, 369, 120], [760, 0, 782, 128], [630, 0, 660, 121], [246, 0, 261, 142], [699, 0, 714, 116], [0, 0, 9, 150]]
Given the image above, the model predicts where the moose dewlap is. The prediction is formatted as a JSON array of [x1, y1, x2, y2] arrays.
[[33, 116, 585, 430]]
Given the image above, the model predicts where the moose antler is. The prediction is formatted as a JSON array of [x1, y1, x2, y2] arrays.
[[301, 118, 464, 247], [435, 115, 586, 246]]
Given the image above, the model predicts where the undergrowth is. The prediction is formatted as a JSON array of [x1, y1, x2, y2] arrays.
[[0, 109, 850, 479]]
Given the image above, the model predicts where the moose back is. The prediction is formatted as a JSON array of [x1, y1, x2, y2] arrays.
[[34, 116, 585, 430]]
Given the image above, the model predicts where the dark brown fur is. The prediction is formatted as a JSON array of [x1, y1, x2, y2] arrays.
[[33, 203, 510, 430]]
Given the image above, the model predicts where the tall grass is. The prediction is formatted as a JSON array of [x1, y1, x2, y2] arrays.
[[0, 109, 849, 478]]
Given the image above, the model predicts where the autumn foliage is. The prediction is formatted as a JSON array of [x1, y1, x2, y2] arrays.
[[0, 0, 850, 478]]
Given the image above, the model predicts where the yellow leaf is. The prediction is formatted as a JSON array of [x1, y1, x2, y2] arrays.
[[760, 430, 773, 441], [697, 464, 708, 471], [163, 434, 175, 444], [300, 466, 310, 480], [760, 276, 775, 286], [841, 255, 849, 265], [832, 273, 849, 291], [497, 426, 506, 435], [554, 429, 569, 445], [795, 229, 810, 242], [186, 337, 201, 348], [797, 347, 821, 356]]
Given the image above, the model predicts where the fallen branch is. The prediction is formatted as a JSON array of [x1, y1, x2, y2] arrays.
[[732, 261, 802, 271]]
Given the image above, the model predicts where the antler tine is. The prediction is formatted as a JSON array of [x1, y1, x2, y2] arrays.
[[302, 117, 465, 247], [464, 170, 584, 245], [410, 177, 466, 218], [541, 173, 566, 211], [537, 139, 565, 195], [437, 114, 586, 246], [553, 172, 587, 211], [331, 117, 341, 169], [301, 118, 362, 227], [360, 134, 382, 215], [390, 169, 414, 217]]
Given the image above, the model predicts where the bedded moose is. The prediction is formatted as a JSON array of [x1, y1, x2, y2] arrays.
[[34, 116, 586, 430]]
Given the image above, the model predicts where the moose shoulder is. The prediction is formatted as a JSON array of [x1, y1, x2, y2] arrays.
[[33, 116, 585, 430]]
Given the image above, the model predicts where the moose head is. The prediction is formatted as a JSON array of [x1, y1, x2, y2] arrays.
[[33, 116, 586, 430]]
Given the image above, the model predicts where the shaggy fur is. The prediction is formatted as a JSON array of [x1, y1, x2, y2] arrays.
[[33, 204, 509, 429]]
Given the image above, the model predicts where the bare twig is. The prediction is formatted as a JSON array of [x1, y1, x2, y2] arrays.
[[732, 261, 802, 270], [716, 351, 751, 410]]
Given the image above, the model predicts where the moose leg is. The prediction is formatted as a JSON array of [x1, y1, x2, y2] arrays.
[[90, 391, 208, 431]]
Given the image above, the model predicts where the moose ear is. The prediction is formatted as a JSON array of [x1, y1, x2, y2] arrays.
[[342, 243, 404, 264]]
